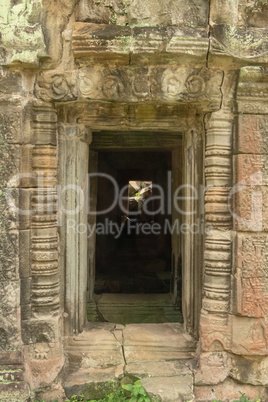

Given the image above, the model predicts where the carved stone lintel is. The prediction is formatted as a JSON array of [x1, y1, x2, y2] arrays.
[[36, 66, 223, 111]]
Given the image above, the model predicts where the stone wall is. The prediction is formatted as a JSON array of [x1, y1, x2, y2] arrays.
[[0, 0, 267, 400]]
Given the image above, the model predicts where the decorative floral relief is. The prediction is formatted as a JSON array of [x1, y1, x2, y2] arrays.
[[77, 66, 221, 107], [102, 75, 124, 99], [161, 68, 187, 100], [34, 343, 50, 360], [185, 75, 205, 96], [35, 72, 78, 101], [79, 69, 103, 98], [161, 68, 208, 101], [132, 68, 149, 98]]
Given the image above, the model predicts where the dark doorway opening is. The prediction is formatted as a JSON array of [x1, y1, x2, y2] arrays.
[[95, 151, 172, 295], [88, 150, 183, 324]]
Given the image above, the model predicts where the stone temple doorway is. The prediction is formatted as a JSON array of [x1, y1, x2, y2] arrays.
[[87, 131, 188, 324], [60, 116, 204, 339]]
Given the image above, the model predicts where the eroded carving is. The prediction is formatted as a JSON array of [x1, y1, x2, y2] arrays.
[[236, 234, 268, 318], [239, 0, 268, 27], [0, 328, 8, 351], [75, 66, 222, 109], [200, 317, 231, 352], [237, 114, 268, 154], [0, 231, 19, 281], [35, 72, 78, 101]]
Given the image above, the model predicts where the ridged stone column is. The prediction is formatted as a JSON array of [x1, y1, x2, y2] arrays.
[[201, 110, 233, 350]]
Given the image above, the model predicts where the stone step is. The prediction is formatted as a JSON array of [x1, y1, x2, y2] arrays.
[[88, 293, 183, 324], [64, 323, 197, 401]]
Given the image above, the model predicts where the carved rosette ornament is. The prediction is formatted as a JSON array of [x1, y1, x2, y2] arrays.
[[102, 75, 124, 99], [35, 72, 78, 101], [161, 68, 186, 100], [185, 75, 205, 96]]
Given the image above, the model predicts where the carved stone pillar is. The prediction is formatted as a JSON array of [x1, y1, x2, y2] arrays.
[[19, 102, 63, 385], [58, 124, 92, 335], [201, 110, 233, 349]]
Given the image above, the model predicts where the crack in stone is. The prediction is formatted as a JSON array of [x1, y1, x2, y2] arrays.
[[206, 0, 211, 69], [110, 326, 127, 366]]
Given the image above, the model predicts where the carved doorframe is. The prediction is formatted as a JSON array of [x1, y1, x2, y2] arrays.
[[23, 64, 233, 347], [57, 103, 206, 338]]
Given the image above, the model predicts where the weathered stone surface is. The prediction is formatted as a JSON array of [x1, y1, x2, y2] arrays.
[[66, 323, 125, 368], [236, 67, 268, 114], [94, 293, 183, 324], [0, 0, 268, 400], [234, 154, 268, 186], [231, 315, 268, 356], [126, 360, 195, 378], [233, 186, 268, 231], [0, 105, 22, 144], [210, 25, 268, 65], [0, 144, 20, 187], [236, 114, 268, 155], [124, 323, 196, 361], [0, 351, 28, 401], [202, 230, 232, 320], [72, 23, 209, 65], [0, 71, 22, 95], [141, 376, 194, 402], [230, 354, 268, 385], [26, 341, 64, 389], [76, 0, 209, 28], [0, 230, 19, 281], [233, 233, 268, 319], [238, 0, 268, 28], [20, 145, 57, 188], [0, 0, 47, 66], [195, 352, 230, 385], [129, 0, 208, 28], [0, 279, 20, 350], [194, 377, 266, 401], [60, 101, 199, 131]]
